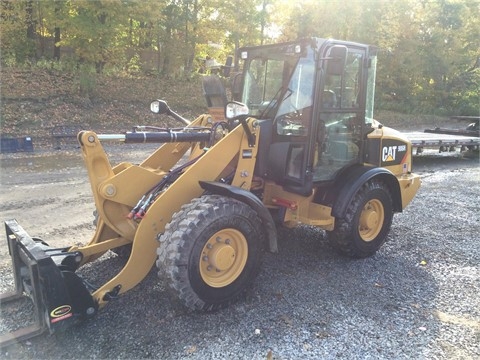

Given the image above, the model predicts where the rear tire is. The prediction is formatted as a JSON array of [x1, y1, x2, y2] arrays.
[[157, 195, 264, 311], [327, 179, 393, 258]]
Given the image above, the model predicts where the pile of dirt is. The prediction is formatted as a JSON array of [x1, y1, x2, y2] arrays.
[[1, 67, 454, 149], [1, 67, 208, 148]]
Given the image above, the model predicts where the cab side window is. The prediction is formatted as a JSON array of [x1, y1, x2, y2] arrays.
[[324, 51, 362, 109], [275, 58, 315, 136]]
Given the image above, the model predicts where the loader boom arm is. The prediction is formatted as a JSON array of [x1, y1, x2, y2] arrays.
[[1, 113, 262, 346], [74, 115, 261, 308]]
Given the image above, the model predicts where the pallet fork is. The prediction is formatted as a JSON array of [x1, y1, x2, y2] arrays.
[[0, 220, 97, 347]]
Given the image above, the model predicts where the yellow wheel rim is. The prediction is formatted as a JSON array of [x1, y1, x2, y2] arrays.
[[358, 199, 384, 242], [199, 229, 248, 288]]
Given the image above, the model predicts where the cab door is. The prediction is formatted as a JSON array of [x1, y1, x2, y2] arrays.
[[266, 53, 316, 196], [311, 44, 369, 182], [264, 42, 370, 194]]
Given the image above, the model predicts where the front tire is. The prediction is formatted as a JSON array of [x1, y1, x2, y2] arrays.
[[327, 179, 393, 258], [157, 195, 264, 311]]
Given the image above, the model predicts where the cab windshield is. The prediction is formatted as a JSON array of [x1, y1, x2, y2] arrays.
[[241, 47, 315, 119]]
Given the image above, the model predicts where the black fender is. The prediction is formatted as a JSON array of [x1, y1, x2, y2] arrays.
[[331, 165, 402, 219], [199, 181, 278, 253]]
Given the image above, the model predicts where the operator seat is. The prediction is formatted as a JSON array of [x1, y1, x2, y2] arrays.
[[202, 75, 228, 108], [202, 75, 228, 120], [322, 90, 337, 108], [315, 90, 337, 170]]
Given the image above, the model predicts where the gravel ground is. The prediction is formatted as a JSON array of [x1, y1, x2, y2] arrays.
[[0, 145, 479, 360]]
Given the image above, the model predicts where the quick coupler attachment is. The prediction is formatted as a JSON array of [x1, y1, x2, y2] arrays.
[[0, 220, 98, 347]]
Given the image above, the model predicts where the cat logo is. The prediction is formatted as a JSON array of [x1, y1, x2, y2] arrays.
[[382, 144, 406, 162], [382, 146, 396, 162]]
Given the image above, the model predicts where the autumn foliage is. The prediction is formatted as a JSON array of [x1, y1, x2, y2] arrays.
[[0, 0, 479, 142]]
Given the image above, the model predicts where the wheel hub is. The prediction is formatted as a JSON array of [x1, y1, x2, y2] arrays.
[[209, 244, 236, 271], [362, 208, 378, 229], [359, 199, 384, 242], [200, 229, 248, 288]]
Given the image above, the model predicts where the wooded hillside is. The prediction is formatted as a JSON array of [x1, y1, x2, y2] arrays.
[[1, 0, 479, 116]]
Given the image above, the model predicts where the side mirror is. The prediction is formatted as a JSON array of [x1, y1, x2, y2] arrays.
[[150, 99, 191, 125], [150, 100, 170, 114], [225, 101, 249, 120], [326, 45, 347, 76]]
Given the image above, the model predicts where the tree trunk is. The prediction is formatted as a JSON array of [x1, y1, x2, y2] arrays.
[[53, 27, 61, 61], [26, 0, 35, 40], [53, 1, 61, 60]]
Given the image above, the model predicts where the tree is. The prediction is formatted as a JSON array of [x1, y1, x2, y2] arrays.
[[0, 0, 36, 63], [0, 0, 477, 115]]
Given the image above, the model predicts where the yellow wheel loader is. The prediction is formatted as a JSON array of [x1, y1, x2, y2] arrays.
[[1, 38, 421, 346]]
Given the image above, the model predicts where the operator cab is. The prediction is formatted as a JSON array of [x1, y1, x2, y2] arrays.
[[236, 38, 377, 196]]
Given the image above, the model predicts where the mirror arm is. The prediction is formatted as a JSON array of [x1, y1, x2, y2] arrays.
[[239, 116, 256, 147], [168, 109, 191, 126]]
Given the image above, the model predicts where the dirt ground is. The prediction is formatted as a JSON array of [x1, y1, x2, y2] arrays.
[[2, 64, 479, 358], [0, 141, 479, 359], [0, 144, 156, 265]]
